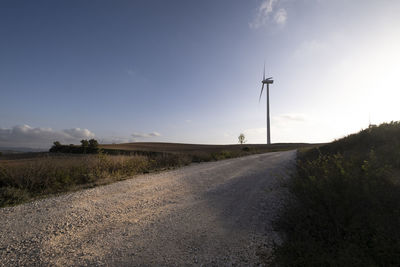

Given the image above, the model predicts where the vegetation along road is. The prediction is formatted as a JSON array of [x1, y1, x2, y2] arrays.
[[0, 150, 296, 266]]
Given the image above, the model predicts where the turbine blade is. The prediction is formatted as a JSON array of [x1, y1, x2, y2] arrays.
[[259, 84, 264, 102], [263, 62, 265, 80]]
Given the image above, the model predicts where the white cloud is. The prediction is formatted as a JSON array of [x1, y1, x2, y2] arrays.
[[243, 127, 267, 143], [260, 0, 277, 15], [0, 125, 95, 148], [249, 0, 287, 28], [241, 113, 312, 143], [63, 128, 95, 139], [243, 127, 266, 136], [274, 8, 287, 25], [293, 39, 329, 58], [131, 132, 161, 138], [149, 132, 161, 137], [274, 113, 308, 123]]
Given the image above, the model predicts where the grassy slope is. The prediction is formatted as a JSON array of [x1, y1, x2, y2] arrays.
[[273, 122, 400, 266]]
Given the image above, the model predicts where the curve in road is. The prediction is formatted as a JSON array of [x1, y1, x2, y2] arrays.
[[0, 150, 296, 266]]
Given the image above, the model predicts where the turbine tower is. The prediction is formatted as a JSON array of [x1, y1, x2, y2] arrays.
[[259, 64, 273, 144]]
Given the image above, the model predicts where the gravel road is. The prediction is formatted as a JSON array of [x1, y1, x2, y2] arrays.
[[0, 150, 296, 266]]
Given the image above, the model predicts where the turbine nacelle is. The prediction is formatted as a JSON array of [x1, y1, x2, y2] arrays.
[[262, 78, 274, 84], [259, 73, 273, 101]]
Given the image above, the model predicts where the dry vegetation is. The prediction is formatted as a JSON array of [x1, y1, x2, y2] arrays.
[[100, 142, 313, 154], [0, 143, 315, 207], [0, 154, 151, 207]]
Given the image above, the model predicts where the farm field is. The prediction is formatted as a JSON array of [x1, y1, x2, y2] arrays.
[[100, 142, 317, 154]]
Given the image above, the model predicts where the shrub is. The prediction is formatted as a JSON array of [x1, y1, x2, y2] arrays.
[[273, 122, 400, 266], [190, 152, 213, 163], [0, 187, 30, 207], [211, 150, 235, 160]]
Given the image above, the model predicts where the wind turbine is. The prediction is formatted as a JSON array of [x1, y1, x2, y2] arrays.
[[259, 63, 274, 144]]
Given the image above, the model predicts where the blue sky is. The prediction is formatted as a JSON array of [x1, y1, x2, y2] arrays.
[[1, 0, 400, 148]]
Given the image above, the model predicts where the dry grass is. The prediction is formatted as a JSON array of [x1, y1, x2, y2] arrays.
[[100, 142, 318, 154], [0, 154, 153, 207], [0, 142, 317, 207]]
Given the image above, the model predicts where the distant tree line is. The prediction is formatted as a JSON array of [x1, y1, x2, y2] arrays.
[[49, 139, 100, 154]]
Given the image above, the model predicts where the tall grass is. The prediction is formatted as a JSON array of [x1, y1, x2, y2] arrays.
[[0, 153, 191, 207], [273, 121, 400, 266], [0, 143, 310, 207], [0, 149, 249, 207]]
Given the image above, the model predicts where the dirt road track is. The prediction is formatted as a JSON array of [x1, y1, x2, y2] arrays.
[[0, 150, 296, 266]]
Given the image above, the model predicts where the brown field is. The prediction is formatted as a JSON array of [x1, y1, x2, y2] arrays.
[[0, 142, 320, 207], [100, 142, 318, 154]]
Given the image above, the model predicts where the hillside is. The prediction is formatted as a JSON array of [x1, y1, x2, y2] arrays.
[[273, 121, 400, 266]]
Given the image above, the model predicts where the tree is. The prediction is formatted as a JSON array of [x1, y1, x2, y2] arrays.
[[49, 139, 101, 154], [88, 139, 99, 153], [53, 141, 61, 147], [238, 133, 246, 144], [81, 139, 89, 154], [49, 141, 62, 152]]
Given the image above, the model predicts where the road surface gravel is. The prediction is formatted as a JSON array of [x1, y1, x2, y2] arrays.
[[0, 150, 296, 266]]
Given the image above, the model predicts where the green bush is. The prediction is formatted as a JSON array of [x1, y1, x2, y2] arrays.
[[0, 187, 30, 206], [190, 152, 213, 163], [211, 150, 235, 160], [273, 122, 400, 266], [242, 146, 251, 152]]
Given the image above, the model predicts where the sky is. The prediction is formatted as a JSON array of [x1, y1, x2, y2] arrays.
[[1, 0, 400, 148]]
